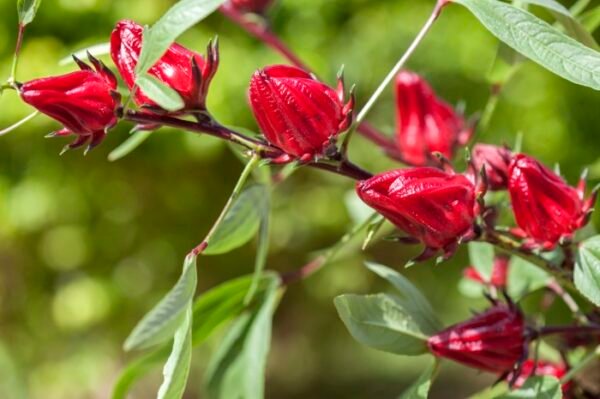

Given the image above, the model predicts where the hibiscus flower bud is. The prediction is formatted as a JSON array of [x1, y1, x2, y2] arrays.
[[19, 54, 120, 153], [110, 20, 218, 112], [356, 167, 479, 261], [508, 154, 596, 249], [428, 304, 526, 373], [228, 0, 275, 14], [470, 144, 512, 191], [248, 65, 354, 162], [507, 360, 570, 393], [463, 256, 509, 288], [395, 71, 472, 166]]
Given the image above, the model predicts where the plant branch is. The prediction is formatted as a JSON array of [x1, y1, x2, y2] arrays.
[[538, 324, 600, 337], [9, 23, 26, 83], [560, 345, 600, 384], [547, 279, 587, 323]]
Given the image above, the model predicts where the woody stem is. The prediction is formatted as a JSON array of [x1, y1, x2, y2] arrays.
[[121, 110, 372, 181], [538, 325, 600, 337]]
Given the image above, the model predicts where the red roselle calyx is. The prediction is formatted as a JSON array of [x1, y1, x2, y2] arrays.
[[19, 54, 120, 153], [508, 154, 597, 249], [226, 0, 275, 14], [395, 71, 472, 166], [463, 256, 509, 288], [248, 65, 354, 162], [356, 167, 483, 261], [507, 360, 570, 392], [470, 144, 512, 191], [110, 20, 218, 112], [428, 304, 526, 373]]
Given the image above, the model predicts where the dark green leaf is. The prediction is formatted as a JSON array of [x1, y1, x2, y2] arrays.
[[124, 254, 197, 351], [334, 293, 431, 356], [135, 0, 226, 76], [575, 235, 600, 306], [108, 131, 153, 162], [495, 376, 562, 399], [507, 256, 551, 299], [204, 274, 280, 399], [203, 185, 268, 255], [365, 262, 442, 333], [157, 307, 193, 399], [454, 0, 600, 90], [397, 359, 438, 399], [136, 74, 184, 112], [17, 0, 42, 25], [468, 242, 495, 281]]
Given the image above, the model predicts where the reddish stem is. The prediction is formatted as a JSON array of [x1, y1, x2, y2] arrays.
[[538, 325, 600, 337], [280, 256, 326, 286]]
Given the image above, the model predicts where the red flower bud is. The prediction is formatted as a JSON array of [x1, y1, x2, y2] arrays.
[[356, 167, 478, 259], [19, 54, 120, 153], [471, 144, 512, 191], [463, 256, 509, 288], [110, 20, 218, 111], [508, 154, 596, 249], [428, 305, 526, 373], [249, 65, 353, 161], [228, 0, 274, 13], [395, 71, 472, 166], [508, 360, 569, 392]]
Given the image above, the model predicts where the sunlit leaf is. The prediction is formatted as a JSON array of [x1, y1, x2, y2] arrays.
[[468, 242, 495, 281], [453, 0, 600, 90], [575, 235, 600, 306], [124, 254, 197, 351], [135, 0, 226, 76], [203, 185, 268, 255], [157, 307, 193, 399], [204, 274, 280, 399], [136, 74, 184, 112], [17, 0, 42, 26], [397, 359, 438, 399]]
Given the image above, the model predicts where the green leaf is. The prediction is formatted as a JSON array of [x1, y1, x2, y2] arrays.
[[495, 376, 562, 399], [581, 7, 600, 32], [521, 0, 570, 16], [453, 0, 600, 90], [136, 74, 185, 112], [111, 347, 171, 399], [124, 254, 198, 351], [108, 131, 153, 162], [203, 185, 268, 255], [397, 359, 438, 399], [365, 262, 442, 333], [458, 276, 486, 298], [17, 0, 42, 26], [111, 274, 274, 399], [334, 293, 431, 356], [575, 235, 600, 306], [507, 256, 551, 299], [245, 191, 271, 303], [157, 306, 193, 399], [468, 242, 495, 281], [135, 0, 226, 76], [204, 274, 280, 399]]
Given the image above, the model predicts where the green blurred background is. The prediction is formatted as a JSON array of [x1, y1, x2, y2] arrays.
[[0, 0, 599, 398]]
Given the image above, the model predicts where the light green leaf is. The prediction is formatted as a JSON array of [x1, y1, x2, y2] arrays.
[[453, 0, 600, 90], [108, 131, 153, 162], [507, 256, 551, 299], [136, 74, 184, 112], [157, 306, 193, 399], [203, 185, 268, 255], [575, 235, 600, 306], [458, 276, 486, 298], [124, 254, 197, 351], [495, 376, 562, 399], [59, 43, 110, 65], [245, 192, 271, 303], [398, 359, 438, 399], [581, 7, 600, 32], [365, 262, 442, 333], [17, 0, 42, 26], [135, 0, 226, 76], [468, 242, 495, 281], [111, 274, 274, 399], [552, 13, 599, 50], [204, 274, 280, 399], [334, 293, 431, 356], [521, 0, 570, 16]]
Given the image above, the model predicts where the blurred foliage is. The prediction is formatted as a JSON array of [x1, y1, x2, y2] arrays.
[[0, 0, 599, 398]]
